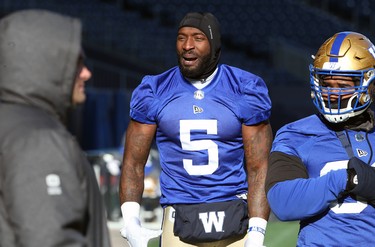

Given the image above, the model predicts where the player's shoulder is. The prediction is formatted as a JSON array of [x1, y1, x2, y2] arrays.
[[141, 67, 180, 85], [132, 66, 181, 98], [277, 114, 330, 137], [218, 64, 267, 94], [220, 64, 262, 80], [272, 114, 331, 155]]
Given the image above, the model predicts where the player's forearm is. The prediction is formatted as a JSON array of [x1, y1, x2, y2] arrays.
[[243, 122, 272, 218], [119, 120, 155, 204], [247, 172, 270, 220], [267, 169, 347, 221], [119, 181, 144, 204], [119, 161, 145, 204], [246, 169, 270, 247]]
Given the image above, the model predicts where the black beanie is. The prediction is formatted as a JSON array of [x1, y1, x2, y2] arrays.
[[178, 12, 221, 79]]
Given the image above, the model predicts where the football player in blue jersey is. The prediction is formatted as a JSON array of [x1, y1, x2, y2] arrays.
[[119, 12, 273, 247], [266, 31, 375, 246]]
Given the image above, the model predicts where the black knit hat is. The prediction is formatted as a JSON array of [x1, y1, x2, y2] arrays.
[[178, 12, 221, 79]]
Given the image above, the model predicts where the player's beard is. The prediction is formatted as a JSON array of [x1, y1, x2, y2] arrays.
[[178, 52, 211, 80]]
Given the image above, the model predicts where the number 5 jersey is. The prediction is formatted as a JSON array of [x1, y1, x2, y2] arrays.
[[129, 64, 271, 206]]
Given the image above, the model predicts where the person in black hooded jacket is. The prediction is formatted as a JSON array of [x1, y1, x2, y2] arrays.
[[0, 9, 111, 247]]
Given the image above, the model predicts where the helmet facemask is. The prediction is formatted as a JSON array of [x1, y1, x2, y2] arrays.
[[310, 32, 375, 123], [310, 67, 375, 123]]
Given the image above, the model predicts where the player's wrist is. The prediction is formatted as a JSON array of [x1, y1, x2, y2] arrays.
[[246, 217, 267, 246], [121, 201, 141, 226]]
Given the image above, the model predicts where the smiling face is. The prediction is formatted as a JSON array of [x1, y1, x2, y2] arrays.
[[176, 26, 211, 79]]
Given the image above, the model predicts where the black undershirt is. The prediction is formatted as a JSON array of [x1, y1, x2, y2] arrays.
[[265, 151, 308, 194]]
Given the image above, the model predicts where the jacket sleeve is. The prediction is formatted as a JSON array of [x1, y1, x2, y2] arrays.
[[3, 127, 89, 247], [266, 152, 348, 221]]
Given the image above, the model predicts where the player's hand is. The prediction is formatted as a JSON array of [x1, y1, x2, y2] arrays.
[[120, 202, 162, 247], [346, 157, 375, 201], [120, 217, 162, 247]]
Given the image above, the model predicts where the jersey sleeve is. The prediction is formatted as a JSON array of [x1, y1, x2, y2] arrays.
[[265, 151, 309, 193], [271, 124, 311, 157], [267, 169, 347, 221], [240, 75, 271, 125], [267, 121, 349, 221], [129, 75, 158, 124]]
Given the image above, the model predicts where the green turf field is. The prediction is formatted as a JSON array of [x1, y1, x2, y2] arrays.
[[148, 220, 299, 247], [264, 221, 299, 247]]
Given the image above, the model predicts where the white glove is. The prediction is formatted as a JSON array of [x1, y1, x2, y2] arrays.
[[120, 202, 162, 247], [244, 217, 267, 247]]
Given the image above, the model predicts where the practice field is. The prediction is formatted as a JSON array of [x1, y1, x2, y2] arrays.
[[264, 221, 299, 247], [146, 220, 299, 247]]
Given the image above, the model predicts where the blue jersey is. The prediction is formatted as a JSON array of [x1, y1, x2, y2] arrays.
[[269, 114, 375, 246], [130, 64, 271, 206]]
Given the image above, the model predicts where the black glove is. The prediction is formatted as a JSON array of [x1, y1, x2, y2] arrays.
[[346, 157, 375, 202]]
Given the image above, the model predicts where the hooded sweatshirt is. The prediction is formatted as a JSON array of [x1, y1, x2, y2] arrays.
[[0, 9, 111, 247]]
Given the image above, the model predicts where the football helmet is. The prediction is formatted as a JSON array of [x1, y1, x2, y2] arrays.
[[310, 31, 375, 123]]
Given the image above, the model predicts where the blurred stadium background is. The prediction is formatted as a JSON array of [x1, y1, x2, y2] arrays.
[[1, 0, 374, 246]]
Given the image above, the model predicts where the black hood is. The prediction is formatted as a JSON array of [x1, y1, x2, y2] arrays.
[[0, 9, 82, 119], [178, 12, 221, 80]]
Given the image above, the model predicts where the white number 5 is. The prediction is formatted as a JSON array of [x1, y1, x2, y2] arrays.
[[180, 120, 218, 175]]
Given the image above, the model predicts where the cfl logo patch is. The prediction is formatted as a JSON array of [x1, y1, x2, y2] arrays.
[[194, 90, 204, 100], [199, 211, 225, 233]]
